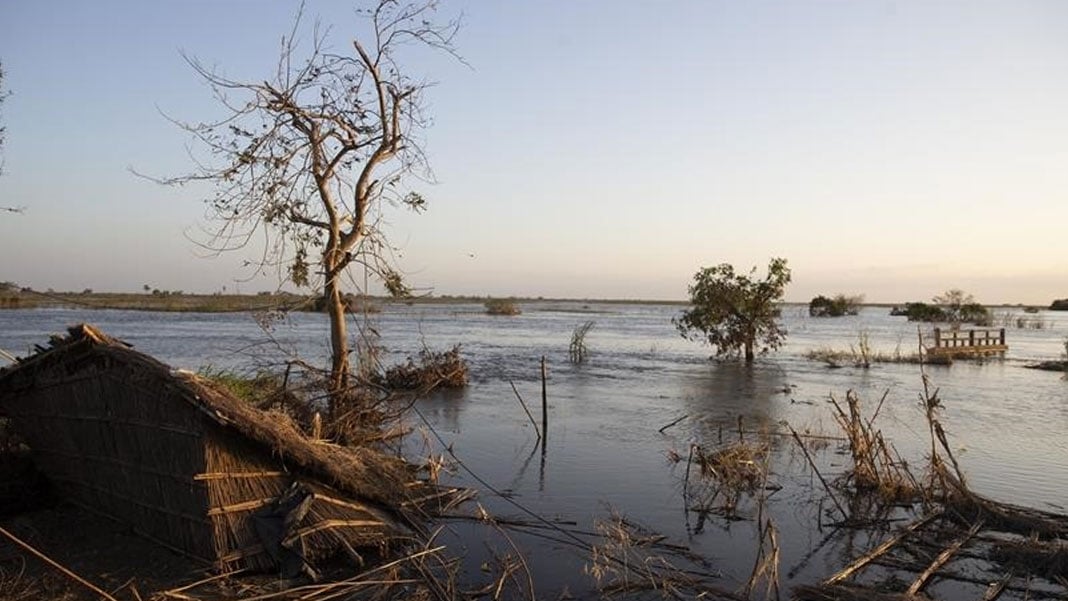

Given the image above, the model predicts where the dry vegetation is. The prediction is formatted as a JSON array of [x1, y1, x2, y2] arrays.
[[380, 345, 469, 391], [788, 373, 1068, 600]]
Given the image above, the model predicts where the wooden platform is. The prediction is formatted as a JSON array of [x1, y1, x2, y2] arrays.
[[926, 327, 1007, 358]]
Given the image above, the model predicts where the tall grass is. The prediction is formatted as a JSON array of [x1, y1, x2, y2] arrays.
[[998, 311, 1049, 330], [805, 330, 920, 368]]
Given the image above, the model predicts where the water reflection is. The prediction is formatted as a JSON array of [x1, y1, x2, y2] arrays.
[[3, 304, 1068, 597]]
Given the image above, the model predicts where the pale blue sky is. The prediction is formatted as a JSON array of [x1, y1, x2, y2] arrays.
[[2, 1, 1066, 303]]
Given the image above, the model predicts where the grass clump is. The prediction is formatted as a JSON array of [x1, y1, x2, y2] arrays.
[[484, 298, 521, 316], [196, 366, 286, 404], [804, 334, 921, 368], [686, 441, 771, 517]]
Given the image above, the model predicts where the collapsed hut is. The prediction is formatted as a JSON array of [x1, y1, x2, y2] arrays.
[[0, 324, 448, 577]]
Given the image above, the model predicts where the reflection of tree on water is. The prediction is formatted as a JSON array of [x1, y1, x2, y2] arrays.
[[416, 386, 469, 434], [679, 361, 791, 436]]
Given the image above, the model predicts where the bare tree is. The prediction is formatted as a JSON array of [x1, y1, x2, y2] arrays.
[[152, 2, 459, 410], [0, 59, 7, 171], [0, 59, 22, 214]]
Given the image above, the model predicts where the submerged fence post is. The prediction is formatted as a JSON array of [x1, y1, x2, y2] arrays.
[[540, 356, 548, 445]]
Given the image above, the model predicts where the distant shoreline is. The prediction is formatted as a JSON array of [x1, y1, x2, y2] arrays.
[[0, 289, 1056, 313]]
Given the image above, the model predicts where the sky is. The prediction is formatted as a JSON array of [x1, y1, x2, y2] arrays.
[[1, 1, 1067, 304]]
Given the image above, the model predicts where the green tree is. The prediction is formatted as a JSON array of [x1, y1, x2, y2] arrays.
[[675, 258, 792, 363], [151, 2, 459, 411]]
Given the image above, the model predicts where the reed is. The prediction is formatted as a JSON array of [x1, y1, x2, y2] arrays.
[[828, 390, 921, 503], [568, 321, 595, 364]]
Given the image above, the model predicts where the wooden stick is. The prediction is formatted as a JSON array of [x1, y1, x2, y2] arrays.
[[824, 511, 943, 585], [540, 356, 548, 444], [0, 525, 120, 601], [906, 521, 982, 596], [509, 380, 541, 440], [683, 443, 696, 506], [788, 425, 847, 522]]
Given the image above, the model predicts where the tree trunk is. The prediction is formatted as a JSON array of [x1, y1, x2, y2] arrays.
[[324, 271, 349, 412], [744, 340, 755, 363]]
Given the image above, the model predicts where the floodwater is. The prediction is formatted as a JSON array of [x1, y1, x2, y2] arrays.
[[2, 303, 1067, 597]]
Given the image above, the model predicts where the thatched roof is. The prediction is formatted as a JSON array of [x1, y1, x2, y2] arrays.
[[0, 323, 409, 507]]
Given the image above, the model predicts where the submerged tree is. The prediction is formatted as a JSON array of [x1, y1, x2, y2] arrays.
[[932, 289, 991, 326], [809, 293, 863, 317], [153, 2, 459, 410], [675, 258, 791, 363]]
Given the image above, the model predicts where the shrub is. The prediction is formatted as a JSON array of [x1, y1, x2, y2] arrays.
[[809, 293, 862, 317], [485, 298, 521, 316], [1051, 299, 1068, 311]]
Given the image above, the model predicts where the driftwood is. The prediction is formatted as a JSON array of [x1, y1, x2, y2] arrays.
[[824, 511, 942, 585]]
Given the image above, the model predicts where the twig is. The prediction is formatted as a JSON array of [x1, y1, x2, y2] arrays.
[[658, 414, 688, 434], [0, 525, 120, 601], [787, 425, 847, 522], [508, 380, 541, 441]]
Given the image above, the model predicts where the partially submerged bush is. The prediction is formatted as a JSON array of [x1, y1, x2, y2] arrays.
[[1051, 298, 1068, 311], [896, 301, 991, 326], [383, 345, 468, 391], [809, 294, 862, 317], [484, 298, 521, 315]]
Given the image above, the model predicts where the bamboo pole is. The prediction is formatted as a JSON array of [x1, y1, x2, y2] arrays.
[[0, 525, 120, 601], [906, 521, 982, 595]]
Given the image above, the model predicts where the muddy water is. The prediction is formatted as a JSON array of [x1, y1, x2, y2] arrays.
[[2, 304, 1066, 597]]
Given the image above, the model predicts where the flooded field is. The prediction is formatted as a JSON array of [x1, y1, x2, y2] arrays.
[[2, 303, 1066, 598]]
